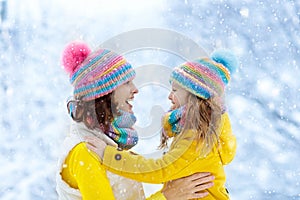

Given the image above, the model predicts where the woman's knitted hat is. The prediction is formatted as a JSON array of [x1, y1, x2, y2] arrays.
[[170, 49, 238, 101], [62, 41, 136, 101]]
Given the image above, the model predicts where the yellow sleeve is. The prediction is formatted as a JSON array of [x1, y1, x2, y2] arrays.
[[218, 113, 237, 165], [146, 191, 167, 200], [61, 142, 115, 200], [102, 134, 199, 184]]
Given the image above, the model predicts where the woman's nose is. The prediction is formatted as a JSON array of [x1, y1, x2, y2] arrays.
[[132, 84, 139, 94]]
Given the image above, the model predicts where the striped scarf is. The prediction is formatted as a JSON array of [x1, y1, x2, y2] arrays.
[[107, 110, 138, 150], [162, 106, 187, 138]]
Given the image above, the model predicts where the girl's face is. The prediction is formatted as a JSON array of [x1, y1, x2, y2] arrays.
[[168, 82, 190, 110], [112, 80, 138, 113]]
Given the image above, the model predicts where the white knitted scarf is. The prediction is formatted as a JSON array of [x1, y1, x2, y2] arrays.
[[56, 122, 146, 200]]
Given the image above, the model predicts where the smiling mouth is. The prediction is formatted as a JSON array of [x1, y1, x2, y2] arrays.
[[126, 99, 133, 106], [170, 102, 177, 110]]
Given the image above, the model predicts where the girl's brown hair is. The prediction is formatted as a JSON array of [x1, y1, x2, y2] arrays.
[[67, 93, 114, 133], [160, 94, 222, 157]]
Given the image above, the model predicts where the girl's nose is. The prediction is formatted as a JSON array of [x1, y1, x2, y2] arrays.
[[168, 92, 172, 100]]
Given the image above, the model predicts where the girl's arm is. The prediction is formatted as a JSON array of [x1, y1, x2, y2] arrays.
[[86, 132, 213, 184], [103, 137, 196, 183]]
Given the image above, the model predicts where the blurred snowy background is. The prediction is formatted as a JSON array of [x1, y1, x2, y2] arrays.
[[1, 0, 300, 199]]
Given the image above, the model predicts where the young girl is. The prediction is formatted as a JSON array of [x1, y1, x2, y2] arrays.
[[56, 41, 214, 200], [87, 49, 238, 200]]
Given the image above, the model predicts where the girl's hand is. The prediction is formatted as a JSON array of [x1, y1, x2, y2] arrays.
[[162, 172, 214, 200], [85, 136, 108, 160]]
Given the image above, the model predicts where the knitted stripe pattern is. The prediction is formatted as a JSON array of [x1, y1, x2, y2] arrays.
[[107, 110, 138, 150], [71, 49, 136, 101], [170, 58, 230, 101], [162, 106, 187, 138]]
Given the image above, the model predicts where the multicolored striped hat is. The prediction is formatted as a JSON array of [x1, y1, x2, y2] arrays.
[[170, 49, 238, 101], [62, 41, 135, 101]]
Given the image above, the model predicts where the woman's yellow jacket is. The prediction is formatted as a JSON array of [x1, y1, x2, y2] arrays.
[[59, 124, 167, 200], [102, 113, 237, 200]]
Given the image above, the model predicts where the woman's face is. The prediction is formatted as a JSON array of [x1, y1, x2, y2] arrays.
[[168, 82, 190, 110], [112, 80, 138, 113]]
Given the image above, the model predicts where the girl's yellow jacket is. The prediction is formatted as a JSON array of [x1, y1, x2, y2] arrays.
[[102, 113, 237, 200]]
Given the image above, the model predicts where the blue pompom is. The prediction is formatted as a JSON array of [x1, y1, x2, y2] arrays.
[[211, 49, 238, 74]]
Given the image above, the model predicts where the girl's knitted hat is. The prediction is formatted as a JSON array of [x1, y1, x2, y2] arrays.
[[170, 49, 238, 101], [62, 41, 136, 101]]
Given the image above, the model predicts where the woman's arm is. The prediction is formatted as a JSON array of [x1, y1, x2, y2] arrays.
[[141, 172, 214, 200], [161, 172, 214, 200], [62, 142, 115, 200]]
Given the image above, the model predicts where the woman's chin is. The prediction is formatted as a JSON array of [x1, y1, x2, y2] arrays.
[[126, 107, 134, 113], [121, 106, 133, 113]]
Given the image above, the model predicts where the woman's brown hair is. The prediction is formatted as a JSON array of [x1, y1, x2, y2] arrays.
[[67, 93, 114, 133]]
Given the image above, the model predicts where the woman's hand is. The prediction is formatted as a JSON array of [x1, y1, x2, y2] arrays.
[[85, 136, 108, 160], [162, 172, 214, 200]]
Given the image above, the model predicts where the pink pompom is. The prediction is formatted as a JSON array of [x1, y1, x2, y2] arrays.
[[62, 41, 91, 75]]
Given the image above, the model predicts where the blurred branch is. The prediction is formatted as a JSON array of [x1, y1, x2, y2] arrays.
[[237, 92, 300, 146], [0, 0, 7, 24]]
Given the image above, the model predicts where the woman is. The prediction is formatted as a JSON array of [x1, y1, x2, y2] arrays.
[[56, 41, 214, 200]]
